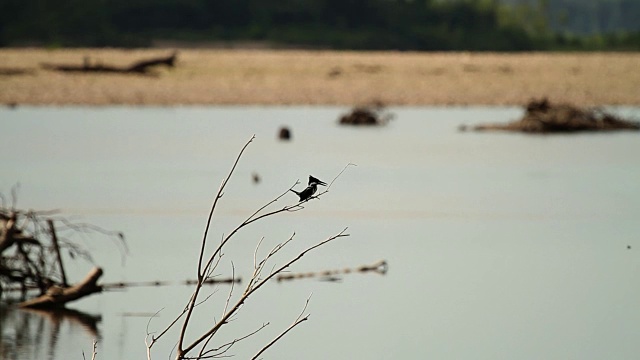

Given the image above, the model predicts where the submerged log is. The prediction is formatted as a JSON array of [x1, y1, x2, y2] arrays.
[[18, 267, 103, 309], [40, 52, 178, 75], [276, 260, 388, 282], [101, 276, 241, 290], [468, 98, 640, 133]]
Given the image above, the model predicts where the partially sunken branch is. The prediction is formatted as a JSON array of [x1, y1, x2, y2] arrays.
[[252, 297, 312, 360], [19, 267, 103, 309], [179, 229, 349, 357]]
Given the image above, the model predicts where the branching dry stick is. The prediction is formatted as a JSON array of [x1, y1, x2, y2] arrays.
[[252, 296, 312, 360], [82, 339, 98, 360], [146, 136, 351, 360], [198, 135, 256, 277], [221, 263, 236, 317], [183, 232, 302, 358], [247, 233, 295, 292], [179, 228, 349, 357], [146, 172, 250, 356], [175, 135, 255, 357], [148, 134, 275, 357], [190, 182, 322, 309], [199, 322, 269, 359]]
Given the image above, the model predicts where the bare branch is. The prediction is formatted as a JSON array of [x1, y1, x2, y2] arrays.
[[146, 309, 164, 360], [252, 297, 312, 360], [82, 339, 98, 360], [327, 163, 357, 190], [314, 162, 357, 199], [198, 135, 256, 277], [148, 138, 352, 360], [247, 233, 295, 292], [253, 237, 265, 271], [198, 322, 269, 359], [179, 228, 349, 356], [221, 263, 236, 319], [177, 135, 255, 357]]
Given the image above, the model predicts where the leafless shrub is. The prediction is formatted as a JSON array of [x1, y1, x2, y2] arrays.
[[145, 136, 352, 360]]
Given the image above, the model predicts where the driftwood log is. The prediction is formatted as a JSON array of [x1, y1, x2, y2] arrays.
[[338, 103, 394, 126], [18, 267, 103, 309], [41, 52, 178, 75], [466, 98, 640, 133]]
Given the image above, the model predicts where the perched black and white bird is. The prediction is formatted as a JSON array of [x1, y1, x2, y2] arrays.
[[290, 175, 327, 201]]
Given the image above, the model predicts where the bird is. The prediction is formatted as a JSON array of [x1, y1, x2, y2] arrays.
[[290, 175, 327, 202]]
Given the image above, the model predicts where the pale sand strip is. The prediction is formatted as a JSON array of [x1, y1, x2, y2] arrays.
[[1, 49, 639, 106]]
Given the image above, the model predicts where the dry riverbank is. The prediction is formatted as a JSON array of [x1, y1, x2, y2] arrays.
[[1, 49, 639, 106]]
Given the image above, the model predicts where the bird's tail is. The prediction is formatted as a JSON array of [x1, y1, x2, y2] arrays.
[[289, 189, 303, 201]]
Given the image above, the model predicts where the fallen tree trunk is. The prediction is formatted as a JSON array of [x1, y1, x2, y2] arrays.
[[40, 52, 178, 75], [18, 267, 103, 309]]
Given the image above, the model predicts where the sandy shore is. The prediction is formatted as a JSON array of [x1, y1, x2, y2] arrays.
[[1, 49, 639, 106]]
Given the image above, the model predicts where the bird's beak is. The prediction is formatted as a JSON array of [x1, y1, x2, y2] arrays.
[[317, 180, 327, 186]]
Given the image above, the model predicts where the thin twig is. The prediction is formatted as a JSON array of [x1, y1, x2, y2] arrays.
[[252, 296, 312, 359], [198, 135, 255, 277], [144, 308, 165, 360], [247, 233, 295, 293], [199, 323, 269, 359], [221, 262, 235, 318], [327, 163, 357, 190]]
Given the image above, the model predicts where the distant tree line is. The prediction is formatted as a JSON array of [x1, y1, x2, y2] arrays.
[[1, 0, 639, 50], [500, 0, 640, 35]]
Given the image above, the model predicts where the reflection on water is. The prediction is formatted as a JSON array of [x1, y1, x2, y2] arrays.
[[1, 106, 639, 360], [0, 306, 100, 360]]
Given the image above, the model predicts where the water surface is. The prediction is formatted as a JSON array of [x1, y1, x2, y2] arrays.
[[1, 106, 639, 360]]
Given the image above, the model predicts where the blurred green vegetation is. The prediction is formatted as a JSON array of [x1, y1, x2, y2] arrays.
[[0, 0, 638, 50]]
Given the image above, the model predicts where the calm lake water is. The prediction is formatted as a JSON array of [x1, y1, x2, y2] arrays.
[[1, 106, 639, 360]]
